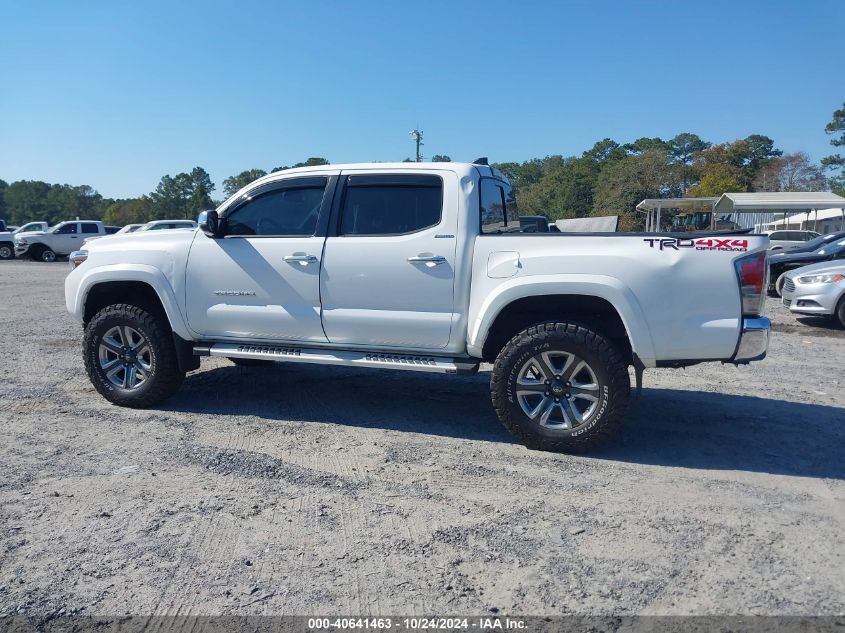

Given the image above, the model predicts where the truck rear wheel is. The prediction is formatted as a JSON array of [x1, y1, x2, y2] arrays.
[[491, 322, 630, 453], [83, 304, 185, 408]]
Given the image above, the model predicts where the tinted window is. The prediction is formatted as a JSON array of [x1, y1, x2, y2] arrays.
[[55, 223, 77, 234], [480, 178, 518, 234], [769, 231, 788, 240], [226, 180, 326, 236], [339, 177, 442, 235], [81, 223, 99, 234], [105, 226, 120, 234]]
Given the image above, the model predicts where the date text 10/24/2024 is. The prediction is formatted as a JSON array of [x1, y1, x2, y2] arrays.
[[307, 617, 527, 630]]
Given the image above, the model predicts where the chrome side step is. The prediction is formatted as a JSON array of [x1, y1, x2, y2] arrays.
[[200, 343, 478, 375]]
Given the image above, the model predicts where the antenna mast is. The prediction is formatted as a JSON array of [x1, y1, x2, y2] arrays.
[[409, 128, 424, 162]]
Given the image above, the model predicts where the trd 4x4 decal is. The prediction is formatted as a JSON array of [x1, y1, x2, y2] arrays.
[[644, 237, 749, 252]]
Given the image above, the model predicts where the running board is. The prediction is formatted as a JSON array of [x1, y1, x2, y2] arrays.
[[198, 343, 479, 375]]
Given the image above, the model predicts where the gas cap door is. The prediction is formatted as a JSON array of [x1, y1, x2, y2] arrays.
[[487, 251, 520, 278]]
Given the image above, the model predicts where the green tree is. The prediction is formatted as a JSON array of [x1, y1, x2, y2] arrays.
[[431, 154, 451, 162], [668, 133, 710, 193], [623, 137, 669, 155], [0, 179, 8, 222], [102, 197, 155, 225], [582, 138, 627, 164], [149, 167, 215, 219], [223, 169, 267, 197], [592, 150, 680, 230], [821, 102, 845, 195], [271, 157, 331, 172], [516, 157, 599, 220], [4, 180, 51, 225], [687, 163, 745, 197]]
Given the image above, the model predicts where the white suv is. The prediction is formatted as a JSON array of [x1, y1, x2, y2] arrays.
[[765, 230, 820, 252]]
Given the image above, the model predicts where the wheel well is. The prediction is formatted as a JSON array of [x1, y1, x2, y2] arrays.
[[481, 295, 633, 363], [83, 281, 168, 328]]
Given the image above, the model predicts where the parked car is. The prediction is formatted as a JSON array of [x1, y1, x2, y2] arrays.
[[82, 224, 142, 246], [781, 261, 845, 327], [13, 221, 50, 235], [15, 220, 108, 262], [137, 220, 197, 231], [0, 227, 14, 260], [764, 230, 821, 252], [64, 161, 771, 453], [768, 239, 845, 296], [769, 230, 845, 256]]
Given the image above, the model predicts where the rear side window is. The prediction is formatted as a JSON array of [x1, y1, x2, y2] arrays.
[[769, 231, 787, 240], [480, 177, 518, 234], [81, 223, 99, 234], [339, 175, 442, 236]]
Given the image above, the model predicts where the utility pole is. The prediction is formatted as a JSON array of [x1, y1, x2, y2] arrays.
[[409, 129, 424, 162]]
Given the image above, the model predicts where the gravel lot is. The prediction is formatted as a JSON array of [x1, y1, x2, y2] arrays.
[[1, 260, 843, 617]]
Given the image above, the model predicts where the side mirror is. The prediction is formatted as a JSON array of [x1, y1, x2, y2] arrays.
[[198, 210, 222, 238]]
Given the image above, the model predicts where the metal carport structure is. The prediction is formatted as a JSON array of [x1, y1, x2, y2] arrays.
[[635, 197, 716, 232], [713, 192, 845, 231]]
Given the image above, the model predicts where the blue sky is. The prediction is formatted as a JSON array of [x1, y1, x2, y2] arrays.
[[1, 0, 843, 199]]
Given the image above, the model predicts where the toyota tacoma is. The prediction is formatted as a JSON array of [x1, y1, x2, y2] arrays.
[[65, 161, 771, 452]]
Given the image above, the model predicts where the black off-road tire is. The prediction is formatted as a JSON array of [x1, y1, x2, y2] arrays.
[[229, 357, 273, 367], [491, 322, 630, 453], [34, 245, 57, 262], [83, 304, 185, 407], [0, 243, 13, 260]]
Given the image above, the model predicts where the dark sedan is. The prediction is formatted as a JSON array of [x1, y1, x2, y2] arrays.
[[768, 238, 845, 295]]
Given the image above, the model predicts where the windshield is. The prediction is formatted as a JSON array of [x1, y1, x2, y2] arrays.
[[816, 240, 845, 255]]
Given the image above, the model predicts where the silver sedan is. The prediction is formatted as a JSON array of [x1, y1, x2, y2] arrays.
[[781, 261, 845, 327]]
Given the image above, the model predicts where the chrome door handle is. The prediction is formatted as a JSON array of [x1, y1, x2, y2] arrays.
[[283, 254, 318, 264], [407, 255, 447, 265]]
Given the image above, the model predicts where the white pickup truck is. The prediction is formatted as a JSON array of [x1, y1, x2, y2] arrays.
[[65, 161, 771, 452], [17, 220, 109, 262]]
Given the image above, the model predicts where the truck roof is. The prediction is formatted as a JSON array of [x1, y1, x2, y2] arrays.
[[221, 161, 506, 209], [264, 161, 497, 177]]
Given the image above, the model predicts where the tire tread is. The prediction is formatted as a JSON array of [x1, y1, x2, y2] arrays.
[[490, 321, 630, 453]]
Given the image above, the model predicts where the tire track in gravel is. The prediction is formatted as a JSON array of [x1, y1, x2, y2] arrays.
[[150, 428, 253, 624]]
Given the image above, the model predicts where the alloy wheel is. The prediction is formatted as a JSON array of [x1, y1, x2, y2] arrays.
[[515, 350, 601, 430], [98, 325, 152, 390]]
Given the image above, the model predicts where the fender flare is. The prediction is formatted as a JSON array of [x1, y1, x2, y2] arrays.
[[467, 274, 657, 366], [67, 264, 192, 340]]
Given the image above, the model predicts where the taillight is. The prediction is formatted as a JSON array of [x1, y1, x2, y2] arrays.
[[734, 251, 767, 316]]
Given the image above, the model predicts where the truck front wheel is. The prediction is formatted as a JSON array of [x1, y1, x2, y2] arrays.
[[491, 322, 630, 453], [0, 243, 13, 260], [83, 304, 185, 408], [36, 246, 57, 263]]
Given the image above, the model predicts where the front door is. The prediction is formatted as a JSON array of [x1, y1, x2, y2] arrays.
[[320, 171, 457, 350], [53, 222, 82, 253], [185, 175, 335, 342]]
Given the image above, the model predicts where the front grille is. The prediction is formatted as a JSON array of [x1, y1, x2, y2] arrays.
[[782, 297, 792, 307], [783, 278, 795, 294]]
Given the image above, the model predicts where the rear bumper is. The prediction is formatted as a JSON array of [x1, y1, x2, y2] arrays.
[[732, 316, 771, 362]]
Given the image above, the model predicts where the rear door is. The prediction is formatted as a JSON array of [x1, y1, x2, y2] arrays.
[[319, 171, 457, 349]]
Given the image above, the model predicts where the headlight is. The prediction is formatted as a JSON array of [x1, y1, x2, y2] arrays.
[[69, 250, 89, 269], [797, 273, 845, 284]]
